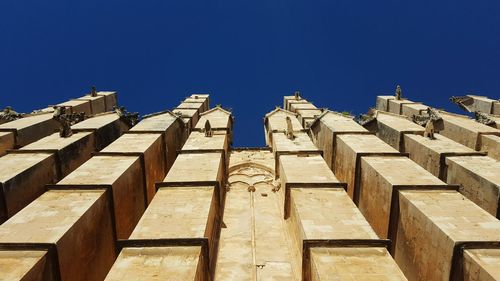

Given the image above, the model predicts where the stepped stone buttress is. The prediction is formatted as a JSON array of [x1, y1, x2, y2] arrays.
[[0, 91, 499, 281]]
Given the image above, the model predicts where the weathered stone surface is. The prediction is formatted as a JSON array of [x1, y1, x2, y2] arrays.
[[182, 131, 228, 152], [0, 190, 116, 281], [286, 99, 309, 112], [173, 108, 199, 129], [358, 156, 445, 238], [290, 102, 317, 113], [309, 111, 370, 170], [271, 131, 320, 173], [371, 112, 425, 151], [376, 95, 395, 111], [402, 103, 429, 118], [56, 99, 92, 115], [446, 156, 500, 217], [105, 247, 207, 281], [195, 108, 232, 131], [71, 113, 128, 151], [264, 108, 303, 146], [287, 188, 379, 279], [467, 95, 498, 114], [96, 91, 118, 111], [439, 112, 500, 150], [481, 134, 500, 161], [310, 247, 407, 281], [0, 250, 52, 281], [77, 95, 106, 114], [463, 249, 500, 281], [334, 134, 400, 201], [0, 153, 57, 222], [57, 155, 146, 239], [403, 134, 480, 180], [388, 99, 414, 115], [395, 190, 500, 281], [130, 186, 218, 276], [21, 132, 96, 178], [0, 113, 58, 147], [0, 132, 14, 156], [130, 112, 184, 171], [296, 109, 322, 127], [185, 96, 209, 112], [101, 133, 166, 204]]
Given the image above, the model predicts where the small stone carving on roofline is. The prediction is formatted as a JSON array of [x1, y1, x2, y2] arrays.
[[412, 108, 443, 139], [294, 91, 300, 100], [52, 106, 85, 137], [204, 120, 213, 137], [90, 86, 97, 97], [474, 111, 496, 126], [285, 116, 295, 140], [113, 105, 139, 127], [395, 85, 402, 100], [0, 106, 23, 123]]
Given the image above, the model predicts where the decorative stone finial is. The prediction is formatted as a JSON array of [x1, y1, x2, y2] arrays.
[[90, 86, 97, 97], [294, 91, 300, 100], [395, 85, 402, 100]]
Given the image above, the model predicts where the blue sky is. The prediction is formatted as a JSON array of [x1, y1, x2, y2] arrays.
[[1, 1, 499, 146]]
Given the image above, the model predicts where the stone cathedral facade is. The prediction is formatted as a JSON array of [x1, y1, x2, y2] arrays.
[[0, 90, 499, 281]]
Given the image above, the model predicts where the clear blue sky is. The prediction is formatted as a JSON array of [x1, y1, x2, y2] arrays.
[[1, 1, 499, 146]]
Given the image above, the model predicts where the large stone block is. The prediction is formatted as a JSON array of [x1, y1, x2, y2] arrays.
[[394, 190, 500, 281], [105, 246, 208, 281], [439, 112, 500, 150], [162, 152, 226, 208], [184, 97, 209, 112], [372, 112, 425, 151], [56, 99, 92, 115], [309, 111, 370, 170], [0, 132, 14, 156], [195, 108, 232, 131], [57, 155, 146, 239], [310, 247, 407, 281], [126, 186, 219, 277], [0, 153, 57, 223], [290, 102, 317, 113], [463, 249, 500, 281], [296, 109, 322, 128], [286, 188, 382, 280], [20, 132, 96, 178], [446, 156, 500, 217], [376, 95, 395, 111], [283, 96, 308, 111], [130, 112, 185, 170], [100, 133, 166, 204], [0, 190, 116, 281], [77, 95, 106, 114], [401, 103, 429, 118], [278, 154, 344, 218], [358, 156, 446, 238], [0, 113, 58, 148], [173, 108, 199, 129], [0, 250, 53, 281], [334, 134, 400, 201], [96, 91, 118, 111], [481, 134, 500, 161], [71, 113, 128, 151], [403, 134, 482, 180], [388, 99, 415, 115]]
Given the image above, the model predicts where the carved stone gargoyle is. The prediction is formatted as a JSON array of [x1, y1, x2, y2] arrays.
[[412, 108, 443, 139], [0, 106, 23, 123], [450, 96, 474, 112], [52, 106, 85, 137], [395, 85, 402, 100], [285, 116, 295, 140], [474, 111, 496, 126], [204, 120, 213, 137], [355, 108, 376, 126], [114, 105, 139, 127]]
